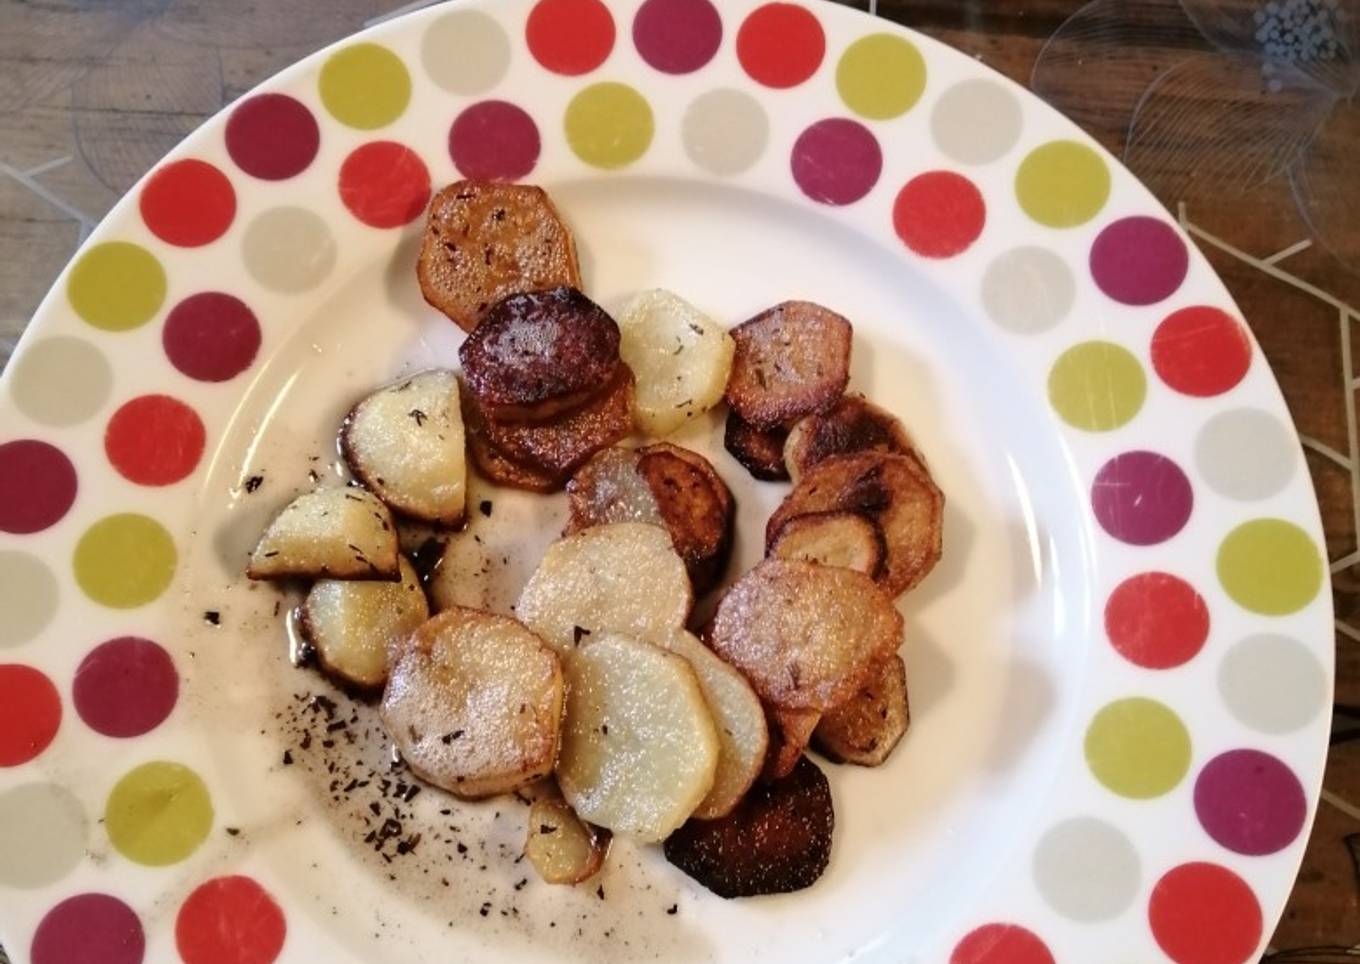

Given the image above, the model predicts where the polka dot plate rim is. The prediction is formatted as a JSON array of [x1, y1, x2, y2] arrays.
[[0, 1, 1332, 962]]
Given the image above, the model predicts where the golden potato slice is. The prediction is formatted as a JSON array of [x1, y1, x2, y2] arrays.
[[766, 452, 943, 597], [557, 634, 718, 841], [768, 511, 886, 578], [247, 488, 399, 581], [525, 795, 611, 885], [300, 556, 429, 691], [417, 181, 581, 333], [662, 631, 768, 820], [340, 370, 466, 526], [724, 411, 790, 482], [813, 655, 910, 767], [764, 706, 820, 781], [784, 394, 915, 483], [663, 756, 833, 898], [617, 289, 735, 436], [707, 559, 902, 712], [381, 608, 563, 799], [517, 522, 691, 656], [724, 301, 852, 428]]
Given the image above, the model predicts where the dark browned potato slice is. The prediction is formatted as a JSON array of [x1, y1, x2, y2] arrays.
[[763, 706, 820, 781], [636, 444, 734, 595], [663, 756, 833, 898], [643, 442, 734, 517], [417, 181, 581, 333], [766, 452, 943, 597], [784, 394, 915, 483], [462, 397, 560, 493], [247, 488, 400, 581], [814, 655, 909, 767], [723, 301, 852, 428], [768, 511, 886, 579], [724, 411, 790, 482], [459, 287, 620, 423], [707, 558, 902, 712]]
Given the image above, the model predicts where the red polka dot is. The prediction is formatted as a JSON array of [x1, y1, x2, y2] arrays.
[[176, 876, 286, 964], [139, 159, 236, 247], [31, 893, 144, 964], [1152, 306, 1252, 397], [0, 440, 77, 534], [893, 171, 987, 258], [527, 0, 616, 75], [0, 664, 61, 766], [737, 3, 825, 88], [449, 101, 540, 181], [951, 924, 1054, 964], [74, 637, 179, 738], [105, 396, 205, 486], [163, 293, 261, 383], [1105, 572, 1209, 669], [339, 141, 431, 229], [1149, 863, 1262, 964], [225, 94, 320, 181]]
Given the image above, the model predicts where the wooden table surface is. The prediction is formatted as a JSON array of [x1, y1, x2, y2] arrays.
[[1, 0, 1356, 959]]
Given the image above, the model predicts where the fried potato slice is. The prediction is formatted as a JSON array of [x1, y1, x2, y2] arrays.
[[768, 510, 886, 578], [663, 756, 833, 898], [763, 706, 820, 782], [784, 394, 915, 483], [766, 452, 943, 596], [636, 444, 734, 595], [300, 556, 429, 691], [724, 411, 790, 482], [724, 301, 852, 428], [707, 559, 902, 712], [662, 631, 768, 820], [565, 447, 663, 532], [340, 370, 466, 526], [525, 794, 611, 884], [557, 634, 719, 841], [813, 655, 909, 767], [459, 287, 620, 423], [462, 395, 560, 493], [381, 608, 564, 799], [418, 181, 581, 333], [247, 488, 399, 581], [646, 441, 734, 517], [617, 289, 734, 437], [517, 522, 692, 656]]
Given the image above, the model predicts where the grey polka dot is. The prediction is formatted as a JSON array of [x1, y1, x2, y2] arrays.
[[243, 207, 337, 294], [0, 551, 58, 648], [421, 9, 510, 95], [931, 79, 1023, 164], [982, 247, 1075, 334], [1220, 634, 1326, 734], [0, 783, 87, 888], [9, 336, 112, 427], [1195, 408, 1298, 500], [683, 89, 769, 177], [1033, 817, 1140, 922]]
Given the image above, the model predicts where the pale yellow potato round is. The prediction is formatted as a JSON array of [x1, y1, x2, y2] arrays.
[[301, 556, 428, 690], [525, 795, 610, 884], [618, 289, 734, 437], [247, 487, 399, 581], [557, 634, 719, 841], [516, 522, 691, 656]]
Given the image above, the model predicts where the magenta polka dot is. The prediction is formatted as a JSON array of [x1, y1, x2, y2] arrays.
[[791, 118, 882, 206], [1090, 216, 1189, 306], [0, 440, 77, 535], [449, 100, 540, 182], [633, 0, 722, 74], [73, 637, 178, 738], [225, 94, 320, 181], [1091, 451, 1193, 545], [31, 893, 145, 964], [163, 292, 261, 382], [1194, 749, 1307, 856]]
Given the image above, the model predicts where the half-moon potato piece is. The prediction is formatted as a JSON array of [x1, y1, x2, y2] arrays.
[[247, 488, 399, 581], [783, 394, 915, 483], [813, 654, 910, 767], [723, 301, 852, 428], [341, 370, 466, 526], [525, 794, 611, 885], [768, 510, 886, 578], [381, 608, 564, 799], [557, 633, 719, 842]]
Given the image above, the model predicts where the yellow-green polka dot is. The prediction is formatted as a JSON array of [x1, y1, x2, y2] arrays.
[[319, 43, 410, 130], [105, 761, 212, 866], [836, 33, 926, 120], [67, 242, 166, 332], [1218, 519, 1322, 615], [74, 514, 176, 609], [1085, 697, 1190, 799], [1016, 140, 1110, 228], [565, 83, 653, 170], [1048, 341, 1146, 431]]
